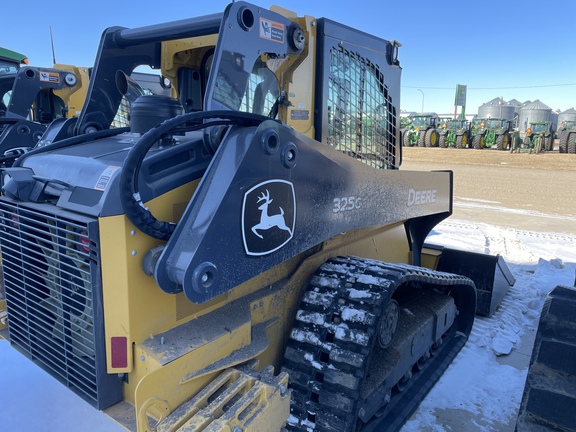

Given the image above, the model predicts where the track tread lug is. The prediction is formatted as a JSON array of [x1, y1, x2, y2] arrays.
[[282, 256, 476, 431]]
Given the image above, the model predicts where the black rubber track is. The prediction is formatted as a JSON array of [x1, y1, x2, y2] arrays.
[[515, 285, 576, 432], [282, 256, 476, 432]]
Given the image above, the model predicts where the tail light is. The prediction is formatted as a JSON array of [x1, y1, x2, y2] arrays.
[[77, 230, 91, 254]]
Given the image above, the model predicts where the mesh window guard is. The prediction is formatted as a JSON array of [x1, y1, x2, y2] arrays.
[[327, 46, 397, 169]]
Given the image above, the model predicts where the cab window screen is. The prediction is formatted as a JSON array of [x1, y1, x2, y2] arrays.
[[327, 46, 396, 169]]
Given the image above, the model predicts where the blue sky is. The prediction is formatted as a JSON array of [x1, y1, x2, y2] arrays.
[[3, 0, 576, 114]]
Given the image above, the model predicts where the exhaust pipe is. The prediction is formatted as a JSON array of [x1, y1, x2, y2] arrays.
[[115, 70, 145, 104]]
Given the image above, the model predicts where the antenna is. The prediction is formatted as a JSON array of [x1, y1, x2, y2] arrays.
[[49, 26, 57, 64]]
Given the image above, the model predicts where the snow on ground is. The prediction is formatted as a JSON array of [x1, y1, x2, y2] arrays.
[[1, 219, 575, 431], [402, 219, 576, 432]]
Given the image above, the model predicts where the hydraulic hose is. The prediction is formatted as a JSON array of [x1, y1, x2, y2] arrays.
[[119, 110, 269, 240]]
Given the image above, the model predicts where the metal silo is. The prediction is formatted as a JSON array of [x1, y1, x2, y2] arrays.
[[477, 97, 515, 120], [518, 100, 552, 134], [507, 99, 523, 117], [558, 108, 576, 125], [550, 111, 559, 132]]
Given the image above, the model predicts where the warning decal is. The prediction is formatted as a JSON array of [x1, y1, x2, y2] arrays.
[[39, 71, 60, 84], [259, 18, 284, 43], [95, 166, 120, 191]]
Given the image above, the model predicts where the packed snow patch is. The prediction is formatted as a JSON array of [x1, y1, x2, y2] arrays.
[[402, 220, 576, 432]]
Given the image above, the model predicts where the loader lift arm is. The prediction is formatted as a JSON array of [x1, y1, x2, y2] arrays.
[[0, 3, 483, 432]]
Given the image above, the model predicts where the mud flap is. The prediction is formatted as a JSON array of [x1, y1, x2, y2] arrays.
[[515, 285, 576, 432], [423, 245, 515, 317]]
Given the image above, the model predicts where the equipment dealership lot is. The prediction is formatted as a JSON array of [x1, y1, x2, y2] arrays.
[[401, 147, 576, 235]]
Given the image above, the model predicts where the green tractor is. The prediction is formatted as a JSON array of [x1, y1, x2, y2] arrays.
[[399, 115, 412, 145], [469, 117, 486, 144], [1, 47, 28, 115], [562, 129, 576, 154], [400, 116, 412, 129], [514, 121, 554, 153], [438, 118, 471, 148], [402, 112, 440, 147], [558, 120, 576, 153], [472, 118, 513, 150], [0, 47, 27, 75]]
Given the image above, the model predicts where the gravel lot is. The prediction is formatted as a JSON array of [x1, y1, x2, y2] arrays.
[[400, 146, 576, 234]]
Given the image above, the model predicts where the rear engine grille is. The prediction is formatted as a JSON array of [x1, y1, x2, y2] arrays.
[[0, 199, 121, 409]]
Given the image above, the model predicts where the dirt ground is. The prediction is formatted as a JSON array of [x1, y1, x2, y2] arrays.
[[400, 145, 576, 234], [401, 145, 576, 171]]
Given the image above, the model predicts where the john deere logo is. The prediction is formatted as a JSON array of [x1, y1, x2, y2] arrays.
[[242, 180, 295, 256]]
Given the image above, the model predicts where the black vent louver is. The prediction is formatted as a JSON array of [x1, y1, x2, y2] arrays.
[[0, 199, 121, 409]]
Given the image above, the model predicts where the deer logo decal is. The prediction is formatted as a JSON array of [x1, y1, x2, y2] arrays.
[[242, 180, 296, 256]]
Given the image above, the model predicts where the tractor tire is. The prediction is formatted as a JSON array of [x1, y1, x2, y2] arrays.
[[543, 137, 552, 152], [496, 134, 509, 151], [568, 132, 576, 154], [515, 285, 576, 432], [533, 137, 543, 154], [559, 131, 567, 153], [439, 135, 446, 148], [402, 131, 411, 147], [425, 129, 439, 147], [473, 134, 484, 149], [418, 131, 426, 147], [456, 134, 467, 149]]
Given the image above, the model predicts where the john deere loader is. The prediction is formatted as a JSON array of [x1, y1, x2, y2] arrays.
[[0, 64, 90, 164], [0, 3, 512, 431]]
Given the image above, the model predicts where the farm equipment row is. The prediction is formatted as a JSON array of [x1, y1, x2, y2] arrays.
[[402, 115, 561, 153]]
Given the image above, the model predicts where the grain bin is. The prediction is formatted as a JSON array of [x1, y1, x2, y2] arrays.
[[518, 100, 552, 135], [550, 111, 558, 132], [557, 108, 576, 125], [507, 99, 523, 118], [478, 97, 515, 120]]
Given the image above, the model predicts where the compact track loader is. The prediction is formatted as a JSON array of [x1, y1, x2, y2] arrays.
[[0, 3, 489, 431], [516, 284, 576, 432], [0, 64, 90, 164]]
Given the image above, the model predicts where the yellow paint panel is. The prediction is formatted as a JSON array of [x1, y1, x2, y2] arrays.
[[52, 64, 91, 117], [99, 182, 199, 375]]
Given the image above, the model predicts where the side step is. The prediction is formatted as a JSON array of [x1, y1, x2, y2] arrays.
[[156, 364, 290, 432], [515, 285, 576, 431]]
